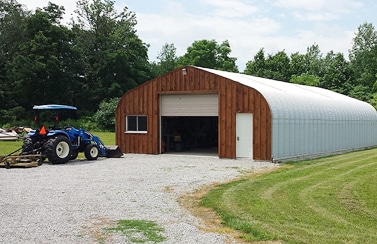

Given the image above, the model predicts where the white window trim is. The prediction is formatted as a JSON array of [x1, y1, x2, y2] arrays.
[[125, 115, 147, 133], [125, 131, 147, 134]]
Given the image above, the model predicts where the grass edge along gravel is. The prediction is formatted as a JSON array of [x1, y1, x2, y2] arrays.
[[199, 148, 377, 243]]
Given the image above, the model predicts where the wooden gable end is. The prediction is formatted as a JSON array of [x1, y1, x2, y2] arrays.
[[116, 66, 271, 160]]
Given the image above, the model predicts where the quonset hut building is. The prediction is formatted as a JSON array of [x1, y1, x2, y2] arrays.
[[115, 66, 377, 161]]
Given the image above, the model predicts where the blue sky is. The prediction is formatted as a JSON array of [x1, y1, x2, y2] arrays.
[[18, 0, 377, 70]]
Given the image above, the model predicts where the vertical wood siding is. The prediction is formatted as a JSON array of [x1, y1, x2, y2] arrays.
[[116, 66, 272, 160]]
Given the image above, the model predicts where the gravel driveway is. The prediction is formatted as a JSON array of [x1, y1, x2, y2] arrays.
[[0, 154, 276, 244]]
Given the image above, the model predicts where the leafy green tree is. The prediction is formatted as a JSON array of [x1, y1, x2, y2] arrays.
[[348, 85, 372, 102], [320, 51, 353, 94], [265, 50, 291, 81], [179, 39, 216, 68], [245, 49, 290, 81], [289, 44, 323, 86], [178, 39, 238, 72], [368, 91, 377, 110], [289, 52, 306, 77], [216, 40, 238, 72], [288, 44, 323, 83], [150, 43, 179, 77], [72, 0, 151, 111], [0, 0, 28, 124], [290, 73, 319, 86], [304, 44, 323, 77], [7, 3, 77, 112], [244, 48, 267, 77], [349, 22, 377, 88]]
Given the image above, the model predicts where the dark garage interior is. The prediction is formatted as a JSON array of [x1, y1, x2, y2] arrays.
[[161, 116, 218, 154]]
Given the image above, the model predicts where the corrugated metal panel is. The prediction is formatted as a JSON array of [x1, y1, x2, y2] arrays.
[[161, 94, 218, 116], [198, 67, 377, 161]]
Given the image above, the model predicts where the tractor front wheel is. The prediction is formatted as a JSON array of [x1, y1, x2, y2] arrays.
[[45, 136, 72, 164], [84, 144, 99, 160], [70, 149, 79, 160]]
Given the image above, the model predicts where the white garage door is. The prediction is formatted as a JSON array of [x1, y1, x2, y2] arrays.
[[161, 94, 218, 116]]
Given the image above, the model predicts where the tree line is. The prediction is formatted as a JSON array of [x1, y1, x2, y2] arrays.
[[1, 0, 377, 129]]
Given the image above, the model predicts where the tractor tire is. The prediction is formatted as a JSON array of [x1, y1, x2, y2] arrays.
[[45, 136, 72, 164], [70, 149, 79, 160], [22, 137, 34, 154], [84, 144, 99, 160], [23, 138, 45, 161]]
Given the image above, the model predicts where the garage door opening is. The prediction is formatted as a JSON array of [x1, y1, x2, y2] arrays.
[[161, 116, 218, 156]]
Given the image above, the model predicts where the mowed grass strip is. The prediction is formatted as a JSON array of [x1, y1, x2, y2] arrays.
[[200, 148, 377, 243]]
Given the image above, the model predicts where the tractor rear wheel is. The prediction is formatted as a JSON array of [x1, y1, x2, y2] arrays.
[[84, 144, 99, 160], [45, 136, 72, 164], [22, 137, 35, 154], [23, 138, 47, 161]]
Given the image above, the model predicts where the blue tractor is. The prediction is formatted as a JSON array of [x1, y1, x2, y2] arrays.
[[22, 104, 122, 164]]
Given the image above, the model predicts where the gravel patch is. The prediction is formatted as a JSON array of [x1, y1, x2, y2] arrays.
[[0, 154, 277, 244]]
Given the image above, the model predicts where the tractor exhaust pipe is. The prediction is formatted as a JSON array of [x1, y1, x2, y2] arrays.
[[106, 146, 123, 158]]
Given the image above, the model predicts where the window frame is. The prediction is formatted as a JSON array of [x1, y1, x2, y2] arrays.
[[125, 115, 148, 133]]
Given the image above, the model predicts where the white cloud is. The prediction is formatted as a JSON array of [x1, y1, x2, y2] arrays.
[[18, 0, 77, 23], [275, 0, 363, 11], [274, 0, 364, 21], [135, 6, 281, 67], [202, 0, 259, 18], [292, 11, 338, 21]]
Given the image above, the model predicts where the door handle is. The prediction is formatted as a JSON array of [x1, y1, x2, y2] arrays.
[[237, 136, 239, 141]]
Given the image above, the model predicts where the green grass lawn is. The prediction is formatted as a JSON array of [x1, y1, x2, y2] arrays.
[[0, 140, 23, 155], [0, 132, 116, 156], [201, 148, 377, 243]]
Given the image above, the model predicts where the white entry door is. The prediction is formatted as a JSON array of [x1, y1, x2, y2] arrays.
[[236, 113, 253, 158]]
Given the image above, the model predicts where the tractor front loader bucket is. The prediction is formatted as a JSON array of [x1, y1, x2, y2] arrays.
[[106, 146, 123, 158]]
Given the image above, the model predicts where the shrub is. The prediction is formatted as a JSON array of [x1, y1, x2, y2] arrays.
[[93, 98, 120, 131]]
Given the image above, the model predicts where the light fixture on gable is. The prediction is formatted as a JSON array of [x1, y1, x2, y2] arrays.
[[182, 68, 187, 75]]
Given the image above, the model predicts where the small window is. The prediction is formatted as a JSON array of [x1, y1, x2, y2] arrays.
[[126, 115, 147, 133]]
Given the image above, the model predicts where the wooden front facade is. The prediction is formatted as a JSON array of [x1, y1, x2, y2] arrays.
[[116, 66, 272, 160]]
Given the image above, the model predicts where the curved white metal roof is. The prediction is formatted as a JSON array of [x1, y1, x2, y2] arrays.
[[198, 67, 377, 121]]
